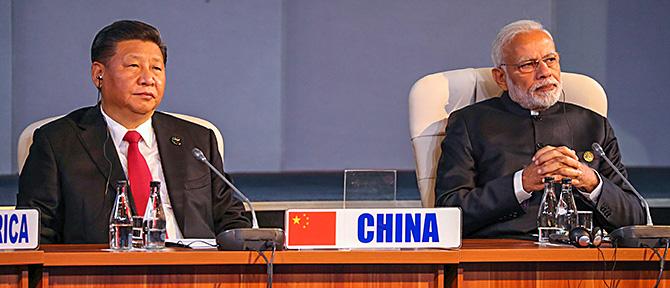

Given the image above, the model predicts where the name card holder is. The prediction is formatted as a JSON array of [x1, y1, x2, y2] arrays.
[[0, 209, 39, 250], [285, 208, 461, 250]]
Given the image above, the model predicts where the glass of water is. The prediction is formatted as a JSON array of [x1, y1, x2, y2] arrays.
[[538, 227, 562, 243], [109, 181, 133, 250], [577, 211, 593, 232]]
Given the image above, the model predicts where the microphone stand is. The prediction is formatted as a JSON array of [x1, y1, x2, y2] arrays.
[[592, 143, 670, 248], [193, 148, 285, 251]]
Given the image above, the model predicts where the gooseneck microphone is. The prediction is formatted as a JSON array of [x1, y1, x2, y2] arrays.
[[591, 143, 653, 226], [192, 148, 285, 250], [591, 142, 670, 247], [192, 148, 259, 228]]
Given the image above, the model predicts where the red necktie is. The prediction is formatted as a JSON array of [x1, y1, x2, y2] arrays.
[[123, 131, 151, 216]]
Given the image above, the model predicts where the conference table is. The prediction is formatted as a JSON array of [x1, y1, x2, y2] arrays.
[[0, 251, 41, 288], [1, 239, 668, 288]]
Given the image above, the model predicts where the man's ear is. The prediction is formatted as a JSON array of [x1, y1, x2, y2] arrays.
[[91, 62, 105, 89], [492, 67, 508, 91]]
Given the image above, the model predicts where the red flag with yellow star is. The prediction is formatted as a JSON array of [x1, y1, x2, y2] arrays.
[[287, 211, 336, 246]]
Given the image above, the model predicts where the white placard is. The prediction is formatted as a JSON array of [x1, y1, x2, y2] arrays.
[[285, 208, 461, 250], [0, 209, 39, 250]]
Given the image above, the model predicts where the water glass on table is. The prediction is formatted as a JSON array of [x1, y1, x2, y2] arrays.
[[577, 211, 593, 232]]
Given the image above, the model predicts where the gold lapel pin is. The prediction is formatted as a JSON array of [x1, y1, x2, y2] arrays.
[[170, 136, 182, 146], [583, 151, 594, 163]]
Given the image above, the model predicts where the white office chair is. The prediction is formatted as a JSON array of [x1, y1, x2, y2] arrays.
[[408, 67, 608, 207], [17, 112, 225, 174]]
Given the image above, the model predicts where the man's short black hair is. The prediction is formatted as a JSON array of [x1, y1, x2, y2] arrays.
[[91, 20, 167, 65]]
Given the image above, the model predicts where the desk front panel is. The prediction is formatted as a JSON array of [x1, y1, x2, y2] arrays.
[[0, 250, 42, 288], [39, 245, 455, 288], [454, 239, 670, 288], [43, 264, 444, 288], [9, 240, 670, 288]]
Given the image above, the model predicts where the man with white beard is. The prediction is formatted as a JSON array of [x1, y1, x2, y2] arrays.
[[434, 20, 645, 238]]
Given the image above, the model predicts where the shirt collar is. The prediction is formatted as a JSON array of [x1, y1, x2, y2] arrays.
[[100, 106, 155, 148]]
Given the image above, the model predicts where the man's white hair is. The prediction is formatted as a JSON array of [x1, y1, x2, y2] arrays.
[[491, 20, 553, 67]]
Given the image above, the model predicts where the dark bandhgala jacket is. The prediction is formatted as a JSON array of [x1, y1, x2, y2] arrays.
[[17, 106, 251, 244], [435, 92, 645, 237]]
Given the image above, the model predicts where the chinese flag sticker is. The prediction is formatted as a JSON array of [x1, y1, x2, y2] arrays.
[[287, 211, 336, 246]]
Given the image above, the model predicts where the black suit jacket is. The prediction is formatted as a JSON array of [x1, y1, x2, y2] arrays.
[[17, 106, 251, 244], [435, 92, 645, 237]]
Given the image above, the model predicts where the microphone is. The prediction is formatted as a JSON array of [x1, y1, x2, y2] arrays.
[[192, 148, 259, 228], [591, 142, 654, 226], [591, 142, 670, 247], [591, 143, 653, 226], [192, 148, 285, 250]]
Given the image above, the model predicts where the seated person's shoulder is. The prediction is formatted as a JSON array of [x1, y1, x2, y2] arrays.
[[153, 111, 214, 135], [564, 102, 606, 119], [562, 102, 609, 130], [33, 106, 96, 136]]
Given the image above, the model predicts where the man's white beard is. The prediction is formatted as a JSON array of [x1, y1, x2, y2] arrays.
[[507, 77, 562, 111]]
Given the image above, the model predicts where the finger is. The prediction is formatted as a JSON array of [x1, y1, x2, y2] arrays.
[[538, 160, 583, 176], [532, 145, 557, 161], [522, 166, 548, 191], [534, 146, 580, 165], [544, 169, 583, 183], [555, 146, 579, 160], [534, 149, 572, 166], [555, 167, 583, 178], [546, 172, 580, 184], [570, 178, 582, 187], [552, 155, 582, 170], [547, 174, 565, 183], [537, 163, 564, 176]]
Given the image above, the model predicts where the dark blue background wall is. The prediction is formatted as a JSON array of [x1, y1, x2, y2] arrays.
[[1, 0, 668, 175]]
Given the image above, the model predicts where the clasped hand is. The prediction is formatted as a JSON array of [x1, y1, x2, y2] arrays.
[[522, 145, 599, 193]]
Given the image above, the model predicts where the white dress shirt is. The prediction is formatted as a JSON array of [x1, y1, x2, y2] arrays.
[[101, 107, 184, 239]]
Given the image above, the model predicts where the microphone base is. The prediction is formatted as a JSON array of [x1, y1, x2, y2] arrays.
[[216, 228, 285, 251], [609, 225, 670, 248]]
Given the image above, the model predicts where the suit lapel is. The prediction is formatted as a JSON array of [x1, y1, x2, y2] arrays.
[[76, 106, 126, 201], [153, 113, 187, 231]]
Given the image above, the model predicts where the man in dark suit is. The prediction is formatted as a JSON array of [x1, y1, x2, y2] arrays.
[[17, 20, 250, 244], [434, 20, 645, 237]]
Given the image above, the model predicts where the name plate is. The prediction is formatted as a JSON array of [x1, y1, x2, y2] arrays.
[[285, 208, 461, 249], [0, 209, 39, 250]]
